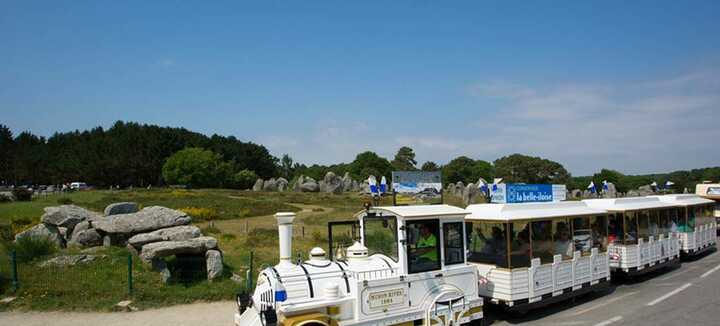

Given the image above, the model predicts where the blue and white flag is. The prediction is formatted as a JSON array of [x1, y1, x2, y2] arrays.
[[379, 176, 387, 194], [587, 181, 596, 194], [665, 181, 674, 189], [602, 180, 609, 192], [368, 176, 378, 195], [492, 178, 503, 192], [478, 178, 489, 195]]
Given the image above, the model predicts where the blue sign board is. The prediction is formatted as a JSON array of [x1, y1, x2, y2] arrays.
[[491, 184, 566, 204]]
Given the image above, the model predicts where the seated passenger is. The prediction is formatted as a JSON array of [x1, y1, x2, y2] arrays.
[[554, 223, 574, 258]]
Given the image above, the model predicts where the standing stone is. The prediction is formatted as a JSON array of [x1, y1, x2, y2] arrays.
[[293, 176, 305, 192], [463, 183, 481, 206], [104, 202, 139, 216], [252, 179, 264, 192], [446, 183, 456, 197], [454, 182, 465, 197], [276, 178, 289, 192], [206, 249, 223, 280], [638, 185, 654, 196], [322, 172, 343, 194], [151, 258, 172, 283], [571, 189, 583, 199], [603, 182, 618, 198], [300, 177, 319, 192], [263, 178, 278, 191], [14, 224, 65, 248], [342, 172, 353, 192], [103, 235, 113, 247]]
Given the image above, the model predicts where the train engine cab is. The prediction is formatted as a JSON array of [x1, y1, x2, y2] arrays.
[[234, 205, 483, 326], [652, 194, 717, 256], [583, 197, 681, 275], [465, 201, 611, 312]]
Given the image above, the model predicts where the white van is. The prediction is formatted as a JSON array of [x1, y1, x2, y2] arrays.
[[70, 182, 88, 190]]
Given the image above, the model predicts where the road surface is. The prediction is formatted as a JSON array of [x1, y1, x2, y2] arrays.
[[1, 249, 719, 326]]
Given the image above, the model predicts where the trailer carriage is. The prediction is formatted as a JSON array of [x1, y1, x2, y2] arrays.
[[234, 205, 484, 326], [651, 194, 717, 256], [583, 197, 681, 275], [465, 201, 611, 311]]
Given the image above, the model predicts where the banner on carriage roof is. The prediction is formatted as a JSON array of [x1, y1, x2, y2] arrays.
[[391, 171, 443, 206], [491, 183, 567, 204], [707, 187, 720, 196]]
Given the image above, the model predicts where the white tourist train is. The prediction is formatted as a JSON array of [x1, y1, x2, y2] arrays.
[[234, 205, 484, 326], [651, 194, 717, 256], [464, 201, 611, 311], [582, 197, 681, 274]]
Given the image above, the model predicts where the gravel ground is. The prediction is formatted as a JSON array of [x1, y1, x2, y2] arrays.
[[0, 301, 235, 326]]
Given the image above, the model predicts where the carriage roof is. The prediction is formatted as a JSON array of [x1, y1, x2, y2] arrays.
[[650, 194, 715, 206], [355, 204, 469, 220], [582, 197, 677, 211], [465, 201, 606, 221]]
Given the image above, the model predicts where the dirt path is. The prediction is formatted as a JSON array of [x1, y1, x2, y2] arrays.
[[0, 301, 236, 326]]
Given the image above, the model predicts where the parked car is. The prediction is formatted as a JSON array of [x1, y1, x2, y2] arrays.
[[70, 182, 88, 191]]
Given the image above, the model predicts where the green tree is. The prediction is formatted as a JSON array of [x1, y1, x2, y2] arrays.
[[494, 154, 570, 184], [592, 169, 629, 192], [442, 156, 493, 185], [280, 154, 294, 179], [349, 151, 393, 180], [391, 146, 417, 171], [421, 161, 439, 171], [162, 148, 225, 188], [0, 124, 14, 184]]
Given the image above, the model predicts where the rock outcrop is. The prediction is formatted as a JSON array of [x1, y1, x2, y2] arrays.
[[39, 254, 104, 268], [93, 206, 191, 234], [127, 225, 202, 248], [15, 223, 65, 248], [139, 236, 218, 263], [41, 205, 100, 235], [205, 250, 223, 280], [104, 202, 139, 216], [252, 179, 264, 191]]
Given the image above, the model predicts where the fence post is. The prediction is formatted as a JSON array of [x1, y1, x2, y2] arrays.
[[246, 251, 253, 291], [127, 254, 133, 297], [11, 249, 18, 293]]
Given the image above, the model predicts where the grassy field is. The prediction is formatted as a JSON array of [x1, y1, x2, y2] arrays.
[[0, 189, 392, 311]]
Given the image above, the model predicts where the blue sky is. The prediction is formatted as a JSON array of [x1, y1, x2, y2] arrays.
[[2, 1, 719, 176]]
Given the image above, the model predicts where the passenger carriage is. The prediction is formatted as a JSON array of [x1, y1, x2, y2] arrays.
[[464, 201, 611, 311], [695, 183, 720, 235], [234, 205, 484, 326], [583, 197, 680, 275], [652, 194, 717, 256]]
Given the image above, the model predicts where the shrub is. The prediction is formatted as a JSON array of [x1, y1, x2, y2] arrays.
[[0, 193, 12, 203], [245, 228, 276, 248], [179, 207, 219, 221], [10, 237, 58, 263], [0, 222, 12, 244], [57, 197, 74, 205], [201, 223, 222, 235], [12, 188, 33, 201], [231, 169, 258, 190], [221, 233, 236, 241]]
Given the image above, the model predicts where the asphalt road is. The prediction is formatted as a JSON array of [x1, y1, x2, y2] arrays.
[[486, 248, 720, 326]]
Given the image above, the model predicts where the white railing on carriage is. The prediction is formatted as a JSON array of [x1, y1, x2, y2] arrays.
[[349, 267, 400, 281], [526, 248, 609, 300]]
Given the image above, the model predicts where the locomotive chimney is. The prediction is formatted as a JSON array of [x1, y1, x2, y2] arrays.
[[275, 212, 296, 269]]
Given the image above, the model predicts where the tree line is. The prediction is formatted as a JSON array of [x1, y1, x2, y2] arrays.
[[1, 122, 717, 191]]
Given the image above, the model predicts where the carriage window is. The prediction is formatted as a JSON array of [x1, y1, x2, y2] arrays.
[[553, 218, 573, 260], [590, 215, 608, 252], [572, 216, 592, 256], [509, 222, 531, 267], [671, 208, 683, 232], [687, 207, 696, 230], [443, 222, 464, 265], [467, 221, 508, 268], [531, 220, 553, 264], [638, 210, 650, 241], [608, 213, 624, 245], [364, 216, 398, 261], [625, 212, 638, 244], [649, 210, 660, 238], [659, 209, 671, 237], [406, 220, 440, 273]]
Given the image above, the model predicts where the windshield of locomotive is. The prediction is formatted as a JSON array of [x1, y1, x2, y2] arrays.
[[364, 215, 399, 261]]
